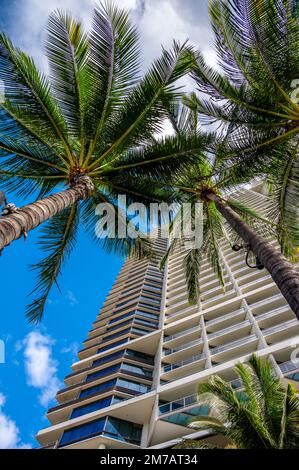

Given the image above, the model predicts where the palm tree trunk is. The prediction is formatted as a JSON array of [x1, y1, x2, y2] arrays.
[[0, 175, 94, 252], [206, 192, 299, 320]]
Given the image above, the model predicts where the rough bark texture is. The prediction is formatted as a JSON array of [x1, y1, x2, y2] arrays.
[[0, 175, 94, 251], [207, 192, 299, 321]]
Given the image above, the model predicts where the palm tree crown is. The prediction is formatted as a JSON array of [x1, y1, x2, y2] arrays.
[[189, 0, 299, 259], [0, 1, 211, 322], [162, 98, 276, 304], [180, 355, 299, 449]]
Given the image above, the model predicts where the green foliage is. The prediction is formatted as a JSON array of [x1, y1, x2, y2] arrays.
[[176, 355, 299, 449], [0, 1, 202, 321], [190, 0, 299, 258], [162, 100, 275, 305]]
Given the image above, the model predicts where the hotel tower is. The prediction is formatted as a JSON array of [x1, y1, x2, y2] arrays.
[[36, 183, 299, 449]]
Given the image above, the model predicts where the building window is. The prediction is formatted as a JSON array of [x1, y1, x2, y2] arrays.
[[92, 350, 124, 367], [79, 377, 151, 400], [109, 311, 135, 324], [79, 379, 117, 399], [103, 417, 142, 444], [117, 378, 151, 394], [121, 362, 152, 378], [125, 349, 155, 364], [59, 417, 106, 446], [59, 416, 142, 447], [70, 397, 113, 419], [86, 364, 120, 382], [97, 338, 129, 354], [70, 396, 124, 419]]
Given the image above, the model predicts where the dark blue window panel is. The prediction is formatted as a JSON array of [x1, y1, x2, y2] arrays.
[[106, 319, 132, 332], [125, 349, 154, 364], [109, 312, 135, 324], [122, 363, 152, 378], [138, 303, 160, 312], [102, 328, 131, 343], [86, 364, 120, 382], [131, 327, 149, 336], [116, 298, 139, 309], [97, 338, 128, 353], [117, 378, 151, 394], [104, 417, 142, 444], [70, 397, 113, 419], [59, 417, 106, 446], [92, 350, 123, 367], [135, 310, 159, 320], [79, 379, 117, 399], [133, 318, 157, 328]]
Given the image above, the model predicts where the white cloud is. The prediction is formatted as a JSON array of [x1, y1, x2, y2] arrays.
[[22, 332, 62, 407], [6, 0, 215, 72], [60, 341, 79, 355], [0, 393, 31, 449], [66, 290, 79, 307]]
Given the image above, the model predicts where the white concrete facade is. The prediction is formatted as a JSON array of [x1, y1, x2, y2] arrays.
[[36, 184, 299, 449]]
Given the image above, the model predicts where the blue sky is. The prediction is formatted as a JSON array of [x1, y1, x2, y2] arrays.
[[0, 0, 211, 448]]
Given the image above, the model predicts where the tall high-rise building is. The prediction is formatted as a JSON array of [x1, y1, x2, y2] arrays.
[[36, 184, 299, 449]]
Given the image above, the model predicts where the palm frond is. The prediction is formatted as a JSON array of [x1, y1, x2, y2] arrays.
[[101, 133, 211, 179], [83, 0, 140, 159], [80, 188, 153, 259], [0, 31, 70, 158], [174, 439, 221, 449], [267, 146, 299, 259], [88, 41, 195, 168], [46, 10, 88, 140]]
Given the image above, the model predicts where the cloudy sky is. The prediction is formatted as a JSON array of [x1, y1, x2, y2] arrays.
[[0, 0, 213, 448]]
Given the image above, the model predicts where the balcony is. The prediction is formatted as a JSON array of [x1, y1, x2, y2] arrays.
[[279, 360, 299, 375], [159, 379, 242, 416], [240, 274, 273, 293], [256, 306, 295, 330], [166, 291, 188, 307], [165, 304, 198, 324], [210, 334, 258, 358], [201, 282, 233, 301], [164, 325, 201, 344], [162, 352, 206, 373], [208, 320, 251, 341], [256, 305, 291, 322], [165, 297, 191, 315], [205, 309, 246, 332], [202, 290, 237, 309], [247, 292, 284, 315], [58, 416, 142, 448], [163, 338, 204, 357], [262, 319, 299, 343], [49, 377, 152, 413], [64, 349, 154, 386]]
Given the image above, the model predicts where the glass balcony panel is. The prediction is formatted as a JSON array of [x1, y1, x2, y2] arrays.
[[59, 416, 142, 447]]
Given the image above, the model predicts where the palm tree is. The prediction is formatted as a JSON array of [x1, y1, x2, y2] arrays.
[[0, 2, 211, 322], [189, 0, 299, 259], [175, 354, 299, 449], [162, 98, 299, 320], [186, 0, 299, 318]]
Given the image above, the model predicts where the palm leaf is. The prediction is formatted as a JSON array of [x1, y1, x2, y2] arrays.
[[46, 10, 88, 141], [83, 0, 140, 160], [0, 31, 71, 159]]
